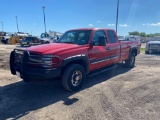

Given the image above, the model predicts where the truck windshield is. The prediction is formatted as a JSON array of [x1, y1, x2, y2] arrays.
[[57, 30, 91, 45]]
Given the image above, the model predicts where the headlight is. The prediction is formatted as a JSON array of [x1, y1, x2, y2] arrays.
[[41, 55, 59, 68], [29, 54, 60, 68]]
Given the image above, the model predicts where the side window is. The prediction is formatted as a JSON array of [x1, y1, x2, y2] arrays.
[[107, 30, 117, 43], [92, 30, 107, 45]]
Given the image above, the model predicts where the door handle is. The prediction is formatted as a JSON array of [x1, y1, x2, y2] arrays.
[[106, 47, 110, 50]]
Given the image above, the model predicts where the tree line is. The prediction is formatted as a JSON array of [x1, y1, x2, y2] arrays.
[[129, 31, 160, 37]]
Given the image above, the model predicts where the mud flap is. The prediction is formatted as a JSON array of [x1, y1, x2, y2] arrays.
[[10, 51, 16, 75]]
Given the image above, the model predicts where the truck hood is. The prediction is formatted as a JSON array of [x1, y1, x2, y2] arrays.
[[26, 43, 84, 54]]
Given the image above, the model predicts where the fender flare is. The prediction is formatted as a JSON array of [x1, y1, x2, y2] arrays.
[[128, 46, 138, 59], [61, 55, 89, 74]]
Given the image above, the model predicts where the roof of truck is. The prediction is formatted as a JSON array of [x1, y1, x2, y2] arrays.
[[69, 28, 115, 31]]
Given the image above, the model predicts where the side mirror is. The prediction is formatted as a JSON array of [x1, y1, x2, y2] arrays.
[[97, 36, 106, 46]]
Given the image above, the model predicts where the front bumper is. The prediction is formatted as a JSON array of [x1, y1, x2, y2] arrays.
[[15, 65, 61, 80], [10, 50, 61, 81], [145, 47, 160, 52]]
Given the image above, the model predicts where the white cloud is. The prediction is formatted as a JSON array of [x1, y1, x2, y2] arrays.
[[143, 22, 160, 26], [107, 24, 115, 26], [119, 24, 128, 27], [97, 21, 101, 23], [88, 24, 93, 27]]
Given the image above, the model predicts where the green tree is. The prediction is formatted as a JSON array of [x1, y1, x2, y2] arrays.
[[140, 32, 146, 37], [129, 31, 140, 36]]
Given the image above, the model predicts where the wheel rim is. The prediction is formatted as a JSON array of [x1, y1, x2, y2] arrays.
[[71, 70, 82, 86]]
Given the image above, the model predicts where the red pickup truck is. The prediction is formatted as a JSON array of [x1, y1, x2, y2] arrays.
[[10, 28, 141, 91]]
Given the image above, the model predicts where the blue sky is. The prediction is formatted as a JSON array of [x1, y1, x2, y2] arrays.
[[0, 0, 160, 36]]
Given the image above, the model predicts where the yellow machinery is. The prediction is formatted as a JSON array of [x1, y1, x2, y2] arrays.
[[9, 32, 28, 45]]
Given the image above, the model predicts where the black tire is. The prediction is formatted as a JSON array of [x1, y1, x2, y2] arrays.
[[10, 51, 16, 75], [62, 64, 86, 91], [125, 53, 135, 68], [145, 51, 149, 54]]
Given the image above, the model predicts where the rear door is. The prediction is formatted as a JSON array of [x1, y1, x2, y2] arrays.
[[88, 30, 110, 71], [105, 30, 120, 64]]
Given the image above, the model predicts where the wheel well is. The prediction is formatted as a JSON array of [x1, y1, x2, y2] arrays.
[[131, 48, 137, 56], [61, 59, 88, 76]]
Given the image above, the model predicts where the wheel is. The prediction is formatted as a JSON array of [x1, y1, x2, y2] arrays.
[[125, 53, 135, 68], [10, 51, 16, 75], [145, 51, 149, 54], [62, 64, 86, 91]]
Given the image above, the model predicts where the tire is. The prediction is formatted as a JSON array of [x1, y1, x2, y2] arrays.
[[10, 51, 16, 75], [125, 53, 135, 68], [145, 51, 149, 54], [62, 64, 86, 91]]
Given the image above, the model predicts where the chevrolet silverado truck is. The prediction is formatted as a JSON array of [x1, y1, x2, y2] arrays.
[[10, 28, 141, 91]]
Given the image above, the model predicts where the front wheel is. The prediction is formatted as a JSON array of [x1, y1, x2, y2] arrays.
[[62, 64, 86, 91], [125, 53, 135, 68]]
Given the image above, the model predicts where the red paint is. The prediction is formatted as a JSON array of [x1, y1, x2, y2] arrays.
[[26, 28, 141, 71]]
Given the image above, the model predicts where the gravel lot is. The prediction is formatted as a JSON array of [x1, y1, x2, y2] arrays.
[[0, 44, 160, 120]]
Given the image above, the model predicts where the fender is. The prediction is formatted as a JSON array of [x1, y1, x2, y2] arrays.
[[128, 46, 138, 59], [61, 54, 90, 74]]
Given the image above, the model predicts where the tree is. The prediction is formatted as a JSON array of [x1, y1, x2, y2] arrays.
[[140, 32, 146, 37], [129, 31, 139, 36]]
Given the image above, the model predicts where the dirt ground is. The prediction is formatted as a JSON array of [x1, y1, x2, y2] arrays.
[[0, 45, 160, 120]]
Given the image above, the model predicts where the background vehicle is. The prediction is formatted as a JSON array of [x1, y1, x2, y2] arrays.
[[40, 30, 62, 44], [145, 41, 160, 54], [10, 28, 141, 91], [1, 32, 12, 44], [9, 32, 28, 44], [20, 36, 40, 46], [0, 31, 6, 41], [118, 36, 125, 41]]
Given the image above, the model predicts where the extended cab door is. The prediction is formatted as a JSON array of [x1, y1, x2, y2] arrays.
[[88, 30, 111, 71], [105, 30, 120, 64]]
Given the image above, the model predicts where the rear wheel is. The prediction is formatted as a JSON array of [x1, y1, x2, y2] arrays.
[[125, 53, 135, 68], [62, 64, 86, 91]]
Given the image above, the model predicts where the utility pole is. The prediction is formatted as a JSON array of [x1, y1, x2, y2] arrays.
[[42, 6, 46, 33], [1, 21, 3, 31], [15, 16, 19, 32], [116, 0, 119, 33]]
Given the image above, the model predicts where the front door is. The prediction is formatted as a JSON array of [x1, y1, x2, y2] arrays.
[[88, 30, 110, 71]]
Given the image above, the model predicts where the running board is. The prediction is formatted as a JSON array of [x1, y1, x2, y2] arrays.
[[88, 64, 118, 77]]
